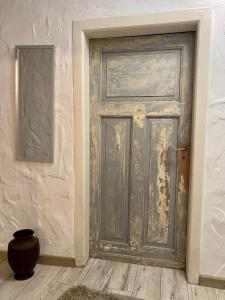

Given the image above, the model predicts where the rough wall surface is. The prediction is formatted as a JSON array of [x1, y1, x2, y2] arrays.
[[0, 0, 224, 277]]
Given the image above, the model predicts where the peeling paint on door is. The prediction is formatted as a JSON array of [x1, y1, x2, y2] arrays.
[[90, 32, 195, 268]]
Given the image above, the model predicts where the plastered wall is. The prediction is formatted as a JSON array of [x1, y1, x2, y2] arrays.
[[0, 0, 225, 278]]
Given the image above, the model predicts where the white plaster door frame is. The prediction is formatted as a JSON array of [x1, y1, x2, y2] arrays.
[[73, 9, 212, 284]]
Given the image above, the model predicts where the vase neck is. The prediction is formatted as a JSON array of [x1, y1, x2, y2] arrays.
[[13, 229, 34, 239]]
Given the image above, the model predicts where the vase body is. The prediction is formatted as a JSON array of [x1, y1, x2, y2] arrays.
[[8, 229, 40, 280]]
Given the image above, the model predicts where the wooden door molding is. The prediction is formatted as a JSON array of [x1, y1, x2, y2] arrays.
[[73, 9, 212, 284]]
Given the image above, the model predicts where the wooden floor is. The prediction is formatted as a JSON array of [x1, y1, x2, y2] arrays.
[[0, 258, 224, 300]]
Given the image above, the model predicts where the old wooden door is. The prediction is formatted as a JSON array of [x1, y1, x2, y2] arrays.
[[90, 32, 195, 268]]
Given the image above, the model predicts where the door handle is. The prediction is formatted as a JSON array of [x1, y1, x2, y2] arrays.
[[168, 147, 187, 152]]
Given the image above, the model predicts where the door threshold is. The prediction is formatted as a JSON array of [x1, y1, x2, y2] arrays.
[[90, 251, 185, 270]]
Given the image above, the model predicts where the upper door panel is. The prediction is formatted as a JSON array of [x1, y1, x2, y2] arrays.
[[102, 49, 181, 101]]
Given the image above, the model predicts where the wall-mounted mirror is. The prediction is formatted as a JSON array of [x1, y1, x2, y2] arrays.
[[15, 45, 54, 163]]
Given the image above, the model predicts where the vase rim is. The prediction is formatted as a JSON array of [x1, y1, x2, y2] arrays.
[[13, 229, 34, 238]]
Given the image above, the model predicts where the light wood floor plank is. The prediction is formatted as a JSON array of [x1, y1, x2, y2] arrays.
[[174, 270, 189, 300], [132, 265, 161, 300], [43, 282, 72, 300], [107, 262, 138, 296], [56, 266, 82, 285], [0, 261, 12, 285], [15, 265, 65, 300], [189, 284, 218, 300], [161, 268, 175, 300], [57, 258, 94, 286], [216, 289, 225, 300], [0, 264, 43, 300], [109, 288, 132, 297], [108, 262, 137, 291], [207, 287, 219, 300], [82, 259, 115, 291]]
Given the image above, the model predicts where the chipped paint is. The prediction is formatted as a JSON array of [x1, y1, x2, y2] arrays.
[[179, 149, 190, 190], [155, 127, 171, 244], [115, 123, 124, 150], [178, 175, 185, 221], [133, 111, 145, 128]]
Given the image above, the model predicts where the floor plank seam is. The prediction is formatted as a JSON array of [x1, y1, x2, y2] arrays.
[[121, 264, 131, 292], [0, 261, 12, 281], [172, 269, 175, 300], [103, 262, 116, 293], [55, 281, 73, 287], [0, 272, 12, 287], [159, 267, 162, 300], [12, 265, 44, 300], [215, 289, 219, 300], [80, 259, 95, 286], [131, 265, 141, 297], [183, 273, 190, 300]]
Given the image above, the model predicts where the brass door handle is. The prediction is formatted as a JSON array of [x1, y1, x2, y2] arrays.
[[168, 147, 187, 151]]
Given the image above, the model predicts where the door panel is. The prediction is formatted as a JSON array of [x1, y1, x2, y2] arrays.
[[90, 32, 195, 268], [100, 117, 131, 244], [144, 118, 178, 248], [102, 49, 181, 100]]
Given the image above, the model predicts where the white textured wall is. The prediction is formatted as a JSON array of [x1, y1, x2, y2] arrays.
[[0, 0, 225, 277]]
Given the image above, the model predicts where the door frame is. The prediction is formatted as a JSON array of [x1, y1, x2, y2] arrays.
[[72, 8, 212, 284]]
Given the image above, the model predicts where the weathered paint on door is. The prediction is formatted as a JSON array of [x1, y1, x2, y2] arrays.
[[89, 33, 195, 268]]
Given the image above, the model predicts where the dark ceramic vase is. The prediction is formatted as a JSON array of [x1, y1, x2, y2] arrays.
[[7, 229, 40, 280]]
